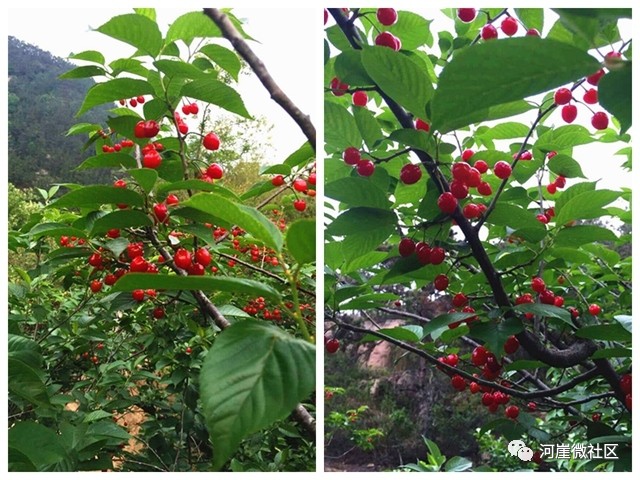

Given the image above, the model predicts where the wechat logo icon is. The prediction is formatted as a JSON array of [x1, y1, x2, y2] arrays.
[[508, 440, 534, 461]]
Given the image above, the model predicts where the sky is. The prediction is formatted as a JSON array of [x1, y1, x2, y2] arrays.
[[6, 6, 319, 164]]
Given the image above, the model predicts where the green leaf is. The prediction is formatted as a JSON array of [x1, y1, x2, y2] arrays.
[[325, 101, 362, 150], [59, 65, 105, 79], [200, 320, 315, 470], [482, 122, 530, 140], [422, 312, 478, 338], [431, 38, 600, 133], [487, 203, 541, 231], [388, 128, 433, 152], [554, 225, 617, 247], [127, 168, 158, 194], [614, 315, 632, 333], [113, 274, 280, 301], [77, 78, 155, 116], [362, 325, 422, 343], [181, 77, 251, 118], [576, 323, 631, 342], [468, 318, 524, 357], [9, 357, 49, 406], [284, 142, 315, 168], [50, 186, 144, 209], [82, 410, 115, 423], [66, 123, 101, 136], [354, 106, 383, 150], [154, 59, 207, 80], [341, 293, 399, 311], [199, 44, 242, 81], [514, 304, 572, 324], [444, 457, 473, 472], [325, 177, 391, 209], [361, 46, 433, 119], [536, 125, 595, 151], [334, 50, 374, 85], [386, 11, 433, 50], [166, 11, 222, 45], [183, 193, 283, 251], [96, 13, 163, 57], [555, 181, 596, 214], [75, 153, 137, 171], [156, 179, 239, 199], [547, 154, 586, 178], [514, 8, 544, 31], [478, 418, 526, 441], [326, 207, 397, 236], [9, 422, 67, 471], [599, 66, 632, 134], [90, 210, 153, 236], [69, 50, 105, 65], [286, 219, 315, 265], [590, 347, 632, 359], [554, 190, 619, 226], [27, 223, 87, 241], [109, 58, 150, 77]]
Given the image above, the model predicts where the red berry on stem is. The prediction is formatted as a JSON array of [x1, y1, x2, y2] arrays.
[[505, 405, 520, 419], [587, 69, 605, 86], [451, 375, 466, 391], [583, 88, 598, 104], [398, 237, 416, 257], [206, 163, 224, 180], [326, 338, 340, 354], [132, 289, 145, 302], [457, 8, 476, 23], [272, 175, 285, 186], [463, 203, 481, 219], [481, 24, 498, 40], [195, 247, 211, 266], [531, 276, 546, 293], [437, 192, 458, 214], [143, 150, 162, 169], [90, 280, 103, 293], [561, 104, 578, 123], [330, 77, 349, 96], [293, 199, 307, 212], [450, 180, 469, 200], [356, 160, 375, 177], [554, 87, 573, 105], [174, 248, 192, 270], [415, 118, 430, 132], [474, 160, 488, 174], [501, 17, 519, 36], [434, 274, 449, 291], [591, 112, 609, 130], [166, 194, 179, 205], [153, 203, 168, 223], [452, 293, 468, 308], [588, 304, 601, 315], [400, 164, 422, 185], [343, 147, 361, 165], [203, 132, 221, 151], [352, 90, 368, 106], [493, 161, 512, 180], [429, 247, 446, 265], [526, 28, 540, 36], [376, 8, 398, 26], [620, 374, 632, 395], [477, 182, 492, 196], [375, 31, 400, 50], [504, 335, 520, 354], [293, 178, 307, 192]]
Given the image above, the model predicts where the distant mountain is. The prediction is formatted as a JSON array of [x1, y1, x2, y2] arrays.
[[8, 36, 111, 187]]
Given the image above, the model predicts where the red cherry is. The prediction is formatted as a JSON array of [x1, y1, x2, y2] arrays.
[[400, 164, 422, 185], [466, 167, 482, 187], [555, 176, 566, 189], [356, 160, 375, 177], [143, 120, 159, 138], [134, 121, 146, 138], [481, 24, 498, 40], [132, 289, 145, 302], [90, 280, 103, 293], [174, 248, 192, 270], [539, 289, 555, 305], [505, 405, 520, 419], [526, 28, 540, 36], [375, 31, 400, 50], [129, 98, 138, 108], [546, 183, 557, 194], [588, 304, 602, 315], [625, 394, 632, 410], [416, 243, 432, 265], [153, 203, 168, 223], [451, 375, 466, 391], [482, 392, 495, 406], [437, 192, 458, 214], [591, 112, 609, 130], [457, 8, 476, 23], [536, 214, 550, 224], [587, 69, 605, 86], [186, 347, 192, 354], [206, 163, 224, 179], [342, 147, 361, 165], [452, 293, 468, 308], [450, 180, 469, 200], [153, 307, 165, 319], [415, 118, 430, 132], [293, 199, 307, 212], [195, 247, 211, 266], [554, 296, 565, 307], [504, 335, 520, 354], [272, 175, 285, 187], [114, 179, 127, 188], [554, 88, 573, 105], [293, 178, 307, 192], [531, 276, 545, 293], [166, 194, 180, 205], [429, 247, 446, 265], [501, 17, 518, 36], [352, 90, 368, 106], [377, 8, 398, 26], [88, 253, 103, 267], [104, 274, 117, 286], [620, 374, 632, 395], [178, 123, 188, 135], [470, 382, 481, 394], [472, 346, 488, 366], [308, 173, 316, 186], [398, 237, 416, 257], [181, 104, 191, 115], [463, 203, 481, 219], [592, 413, 601, 422], [434, 274, 449, 291], [493, 161, 512, 179], [326, 338, 340, 354], [143, 150, 162, 169], [130, 256, 149, 273], [330, 77, 349, 96], [188, 263, 205, 276], [203, 132, 221, 151], [452, 162, 471, 182], [473, 160, 488, 174], [477, 182, 492, 196], [583, 88, 598, 104], [527, 401, 537, 412], [561, 104, 578, 123], [461, 149, 475, 162]]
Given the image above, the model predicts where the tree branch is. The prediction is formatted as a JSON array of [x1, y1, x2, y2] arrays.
[[203, 8, 316, 150]]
